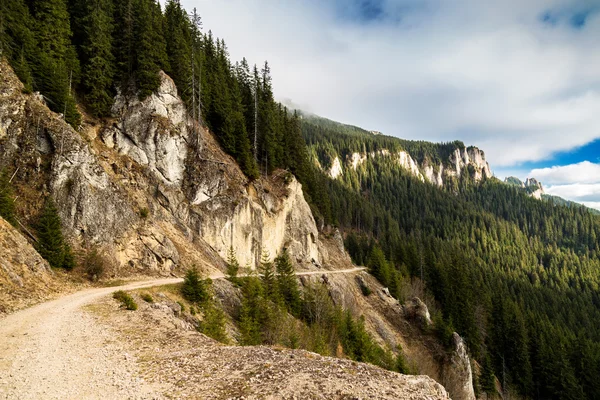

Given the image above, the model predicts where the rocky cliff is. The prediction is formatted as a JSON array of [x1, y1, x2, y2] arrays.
[[0, 60, 320, 274], [0, 59, 476, 399], [504, 176, 546, 200], [323, 145, 492, 186]]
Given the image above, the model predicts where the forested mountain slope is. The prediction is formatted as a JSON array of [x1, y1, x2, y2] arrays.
[[1, 0, 600, 399], [303, 116, 600, 399]]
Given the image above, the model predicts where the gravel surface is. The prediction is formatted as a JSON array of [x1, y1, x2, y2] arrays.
[[0, 279, 180, 400]]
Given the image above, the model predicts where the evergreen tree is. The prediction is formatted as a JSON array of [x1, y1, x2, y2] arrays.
[[134, 0, 168, 99], [164, 0, 192, 104], [36, 198, 74, 270], [259, 250, 278, 301], [181, 267, 210, 304], [275, 250, 301, 315], [238, 275, 264, 345], [30, 0, 81, 127], [226, 246, 240, 282], [0, 0, 35, 91], [79, 0, 115, 116], [113, 0, 135, 85]]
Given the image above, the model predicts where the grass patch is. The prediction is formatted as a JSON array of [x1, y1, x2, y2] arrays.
[[113, 290, 138, 310], [141, 293, 154, 303]]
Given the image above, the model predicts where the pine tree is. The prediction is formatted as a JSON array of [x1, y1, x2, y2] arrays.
[[226, 246, 240, 282], [36, 198, 74, 270], [259, 250, 278, 300], [181, 267, 210, 304], [164, 0, 192, 104], [0, 169, 16, 226], [30, 0, 81, 127], [134, 0, 168, 99], [0, 0, 35, 91], [275, 249, 301, 315], [238, 275, 264, 345], [113, 0, 135, 85], [79, 0, 115, 116]]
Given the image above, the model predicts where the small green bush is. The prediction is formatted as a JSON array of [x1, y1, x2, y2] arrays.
[[190, 306, 196, 315], [141, 293, 154, 303], [177, 301, 185, 312], [113, 290, 138, 310], [139, 208, 149, 219]]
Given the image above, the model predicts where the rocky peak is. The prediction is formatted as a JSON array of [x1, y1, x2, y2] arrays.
[[525, 178, 545, 200]]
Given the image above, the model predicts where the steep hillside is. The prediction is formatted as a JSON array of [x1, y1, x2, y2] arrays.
[[302, 115, 492, 186], [304, 112, 600, 399], [0, 58, 477, 399]]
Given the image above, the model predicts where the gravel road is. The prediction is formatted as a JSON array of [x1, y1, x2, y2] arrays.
[[0, 268, 366, 399]]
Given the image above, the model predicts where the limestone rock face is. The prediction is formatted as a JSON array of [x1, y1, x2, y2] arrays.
[[197, 173, 321, 269], [448, 147, 492, 182], [109, 72, 189, 186], [442, 333, 476, 400], [328, 156, 343, 179], [0, 59, 322, 274], [397, 151, 425, 182]]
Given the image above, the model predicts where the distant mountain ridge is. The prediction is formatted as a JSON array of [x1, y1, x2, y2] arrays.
[[301, 113, 493, 188]]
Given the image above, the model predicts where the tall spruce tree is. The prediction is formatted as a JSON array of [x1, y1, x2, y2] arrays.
[[164, 0, 192, 104], [36, 198, 74, 270], [134, 0, 168, 99], [275, 250, 301, 315], [30, 0, 81, 127], [79, 0, 115, 116]]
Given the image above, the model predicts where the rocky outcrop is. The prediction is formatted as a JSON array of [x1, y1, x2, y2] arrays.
[[328, 156, 343, 179], [448, 147, 492, 181], [503, 176, 546, 200], [0, 59, 321, 274], [398, 151, 425, 182], [525, 178, 545, 200], [319, 144, 492, 187], [403, 297, 432, 327], [442, 333, 476, 400]]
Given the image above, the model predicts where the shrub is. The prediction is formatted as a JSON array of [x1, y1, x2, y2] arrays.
[[83, 247, 107, 281], [178, 301, 186, 312], [113, 290, 138, 310], [141, 293, 154, 303], [181, 267, 210, 304], [139, 207, 149, 219]]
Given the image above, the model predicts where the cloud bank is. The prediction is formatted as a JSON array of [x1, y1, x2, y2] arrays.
[[529, 161, 600, 210], [183, 0, 600, 169]]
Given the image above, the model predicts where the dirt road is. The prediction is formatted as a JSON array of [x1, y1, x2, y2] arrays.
[[0, 268, 365, 399]]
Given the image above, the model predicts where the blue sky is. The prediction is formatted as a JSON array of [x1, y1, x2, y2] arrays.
[[180, 0, 600, 209]]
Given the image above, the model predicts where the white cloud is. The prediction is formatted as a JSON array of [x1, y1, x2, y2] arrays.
[[527, 161, 600, 210], [530, 161, 600, 184], [181, 0, 600, 168]]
